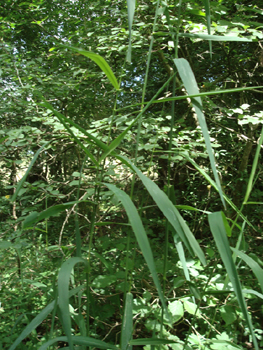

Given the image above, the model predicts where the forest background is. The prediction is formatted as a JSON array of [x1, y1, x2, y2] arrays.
[[1, 0, 263, 349]]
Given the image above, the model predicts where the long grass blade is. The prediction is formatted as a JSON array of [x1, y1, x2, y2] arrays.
[[181, 153, 255, 229], [51, 45, 119, 90], [121, 292, 133, 350], [126, 0, 136, 62], [22, 201, 92, 229], [37, 97, 99, 165], [99, 73, 175, 162], [231, 248, 263, 294], [8, 286, 84, 350], [57, 258, 88, 350], [150, 86, 263, 105], [243, 289, 263, 299], [38, 336, 119, 350], [208, 211, 258, 350], [11, 141, 51, 202], [104, 183, 170, 320], [243, 124, 263, 204], [130, 338, 176, 346], [118, 156, 206, 265], [153, 31, 254, 42], [202, 0, 212, 57], [37, 94, 112, 153], [174, 58, 225, 208]]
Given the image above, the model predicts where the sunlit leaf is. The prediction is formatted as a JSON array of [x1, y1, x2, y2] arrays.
[[126, 0, 136, 62], [53, 45, 119, 90]]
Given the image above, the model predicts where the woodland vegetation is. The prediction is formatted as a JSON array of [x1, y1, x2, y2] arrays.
[[1, 0, 263, 349]]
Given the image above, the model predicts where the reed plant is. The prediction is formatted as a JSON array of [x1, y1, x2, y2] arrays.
[[5, 1, 263, 349]]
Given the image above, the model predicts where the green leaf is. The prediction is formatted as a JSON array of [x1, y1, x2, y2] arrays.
[[118, 156, 206, 266], [37, 96, 99, 165], [175, 241, 197, 302], [103, 183, 170, 321], [100, 73, 175, 162], [38, 336, 118, 350], [231, 248, 263, 294], [130, 338, 176, 346], [173, 58, 225, 208], [181, 154, 254, 230], [243, 125, 263, 204], [0, 241, 13, 249], [121, 292, 133, 350], [150, 86, 263, 105], [22, 202, 79, 229], [168, 300, 184, 323], [92, 275, 117, 288], [178, 33, 254, 41], [126, 0, 136, 62], [58, 258, 88, 350], [183, 300, 201, 318], [11, 141, 51, 202], [55, 45, 119, 90], [243, 289, 263, 299], [202, 0, 212, 58], [220, 305, 237, 325], [208, 212, 258, 350], [8, 285, 84, 350]]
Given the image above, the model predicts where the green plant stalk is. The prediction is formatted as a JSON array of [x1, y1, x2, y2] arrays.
[[129, 0, 160, 198], [230, 125, 263, 234], [50, 282, 58, 347], [161, 1, 182, 338], [75, 154, 88, 258], [107, 61, 127, 145], [223, 221, 246, 289], [242, 124, 263, 203], [86, 171, 100, 337], [45, 195, 48, 247]]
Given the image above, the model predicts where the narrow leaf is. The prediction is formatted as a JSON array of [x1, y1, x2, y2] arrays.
[[37, 96, 99, 165], [118, 156, 206, 265], [8, 301, 55, 350], [243, 124, 263, 204], [178, 33, 254, 41], [173, 58, 225, 208], [8, 285, 84, 350], [104, 183, 170, 320], [121, 292, 133, 350], [181, 153, 254, 229], [150, 86, 263, 105], [38, 336, 118, 350], [99, 73, 176, 162], [22, 201, 83, 229], [11, 141, 51, 202], [130, 338, 176, 346], [231, 248, 263, 294], [57, 45, 119, 90], [58, 258, 88, 350], [208, 212, 258, 350], [243, 289, 263, 299], [37, 94, 110, 154], [126, 0, 136, 62], [202, 0, 212, 57]]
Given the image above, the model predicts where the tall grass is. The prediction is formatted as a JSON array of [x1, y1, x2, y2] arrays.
[[7, 1, 263, 349]]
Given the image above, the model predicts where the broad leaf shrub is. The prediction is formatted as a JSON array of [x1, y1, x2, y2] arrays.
[[1, 1, 263, 350]]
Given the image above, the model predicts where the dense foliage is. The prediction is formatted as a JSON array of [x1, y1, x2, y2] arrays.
[[1, 0, 263, 349]]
